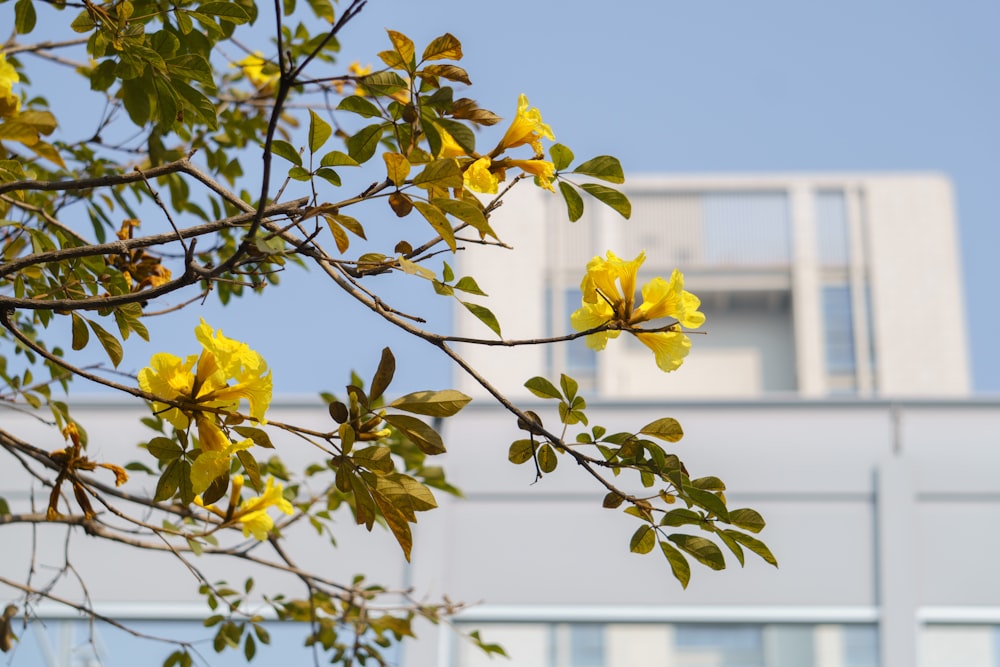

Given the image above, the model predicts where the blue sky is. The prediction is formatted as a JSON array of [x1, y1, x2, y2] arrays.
[[334, 0, 999, 393], [8, 0, 1000, 395]]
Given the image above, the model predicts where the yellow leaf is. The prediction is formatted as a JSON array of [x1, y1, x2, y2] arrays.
[[382, 151, 410, 186]]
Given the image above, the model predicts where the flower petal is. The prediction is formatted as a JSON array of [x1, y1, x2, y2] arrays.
[[634, 331, 692, 372]]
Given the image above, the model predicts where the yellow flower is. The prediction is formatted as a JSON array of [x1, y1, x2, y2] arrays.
[[507, 159, 556, 192], [234, 52, 278, 90], [190, 428, 253, 494], [193, 319, 272, 422], [437, 125, 467, 159], [233, 476, 294, 540], [630, 269, 705, 329], [497, 94, 554, 155], [138, 352, 198, 429], [195, 475, 292, 540], [569, 251, 704, 372], [139, 320, 273, 493], [464, 157, 499, 194], [348, 61, 372, 77], [337, 61, 373, 96], [0, 53, 21, 119]]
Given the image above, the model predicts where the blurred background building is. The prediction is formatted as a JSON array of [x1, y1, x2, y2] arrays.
[[4, 174, 999, 667]]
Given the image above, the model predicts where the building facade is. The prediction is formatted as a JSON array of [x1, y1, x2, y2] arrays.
[[2, 174, 996, 667]]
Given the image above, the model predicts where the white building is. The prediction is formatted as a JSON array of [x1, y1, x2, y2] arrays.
[[3, 174, 997, 667]]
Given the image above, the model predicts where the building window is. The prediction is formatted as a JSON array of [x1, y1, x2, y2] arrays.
[[822, 284, 856, 387], [815, 190, 850, 266], [453, 621, 879, 667]]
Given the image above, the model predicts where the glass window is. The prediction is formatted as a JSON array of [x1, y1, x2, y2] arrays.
[[569, 623, 604, 667], [822, 284, 856, 377], [702, 191, 791, 266], [455, 621, 878, 667], [12, 618, 354, 667], [674, 624, 764, 667], [816, 190, 850, 266]]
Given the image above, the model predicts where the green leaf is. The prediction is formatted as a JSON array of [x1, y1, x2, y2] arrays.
[[368, 485, 414, 560], [723, 529, 778, 566], [508, 439, 535, 464], [431, 197, 493, 237], [537, 443, 558, 473], [236, 449, 261, 490], [288, 166, 310, 181], [558, 182, 585, 222], [121, 79, 152, 126], [382, 414, 445, 454], [421, 33, 463, 61], [232, 426, 274, 448], [15, 0, 37, 34], [88, 320, 123, 367], [573, 156, 625, 184], [315, 168, 341, 186], [667, 534, 726, 570], [602, 491, 624, 509], [580, 183, 631, 219], [346, 123, 384, 164], [691, 476, 726, 491], [412, 201, 456, 252], [269, 140, 302, 166], [70, 9, 95, 32], [639, 417, 684, 443], [716, 529, 745, 567], [461, 301, 501, 337], [729, 508, 766, 534], [71, 314, 90, 351], [320, 150, 360, 167], [197, 2, 251, 23], [337, 96, 383, 119], [154, 461, 182, 502], [629, 525, 656, 554], [549, 143, 574, 171], [686, 487, 729, 521], [524, 376, 561, 400], [359, 71, 408, 98], [559, 374, 578, 401], [659, 540, 692, 588], [147, 437, 183, 461], [0, 497, 9, 515], [172, 79, 218, 129], [308, 110, 332, 153], [453, 276, 487, 296], [369, 347, 396, 402], [412, 158, 463, 189], [659, 508, 702, 527], [388, 389, 471, 417]]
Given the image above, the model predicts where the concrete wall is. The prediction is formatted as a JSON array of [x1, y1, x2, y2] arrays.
[[5, 398, 997, 667]]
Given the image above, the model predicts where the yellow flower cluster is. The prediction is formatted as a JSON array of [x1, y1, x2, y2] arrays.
[[440, 94, 557, 194], [0, 53, 21, 119], [570, 251, 705, 372], [332, 61, 373, 96], [138, 320, 272, 493], [234, 52, 279, 90], [197, 475, 293, 541]]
